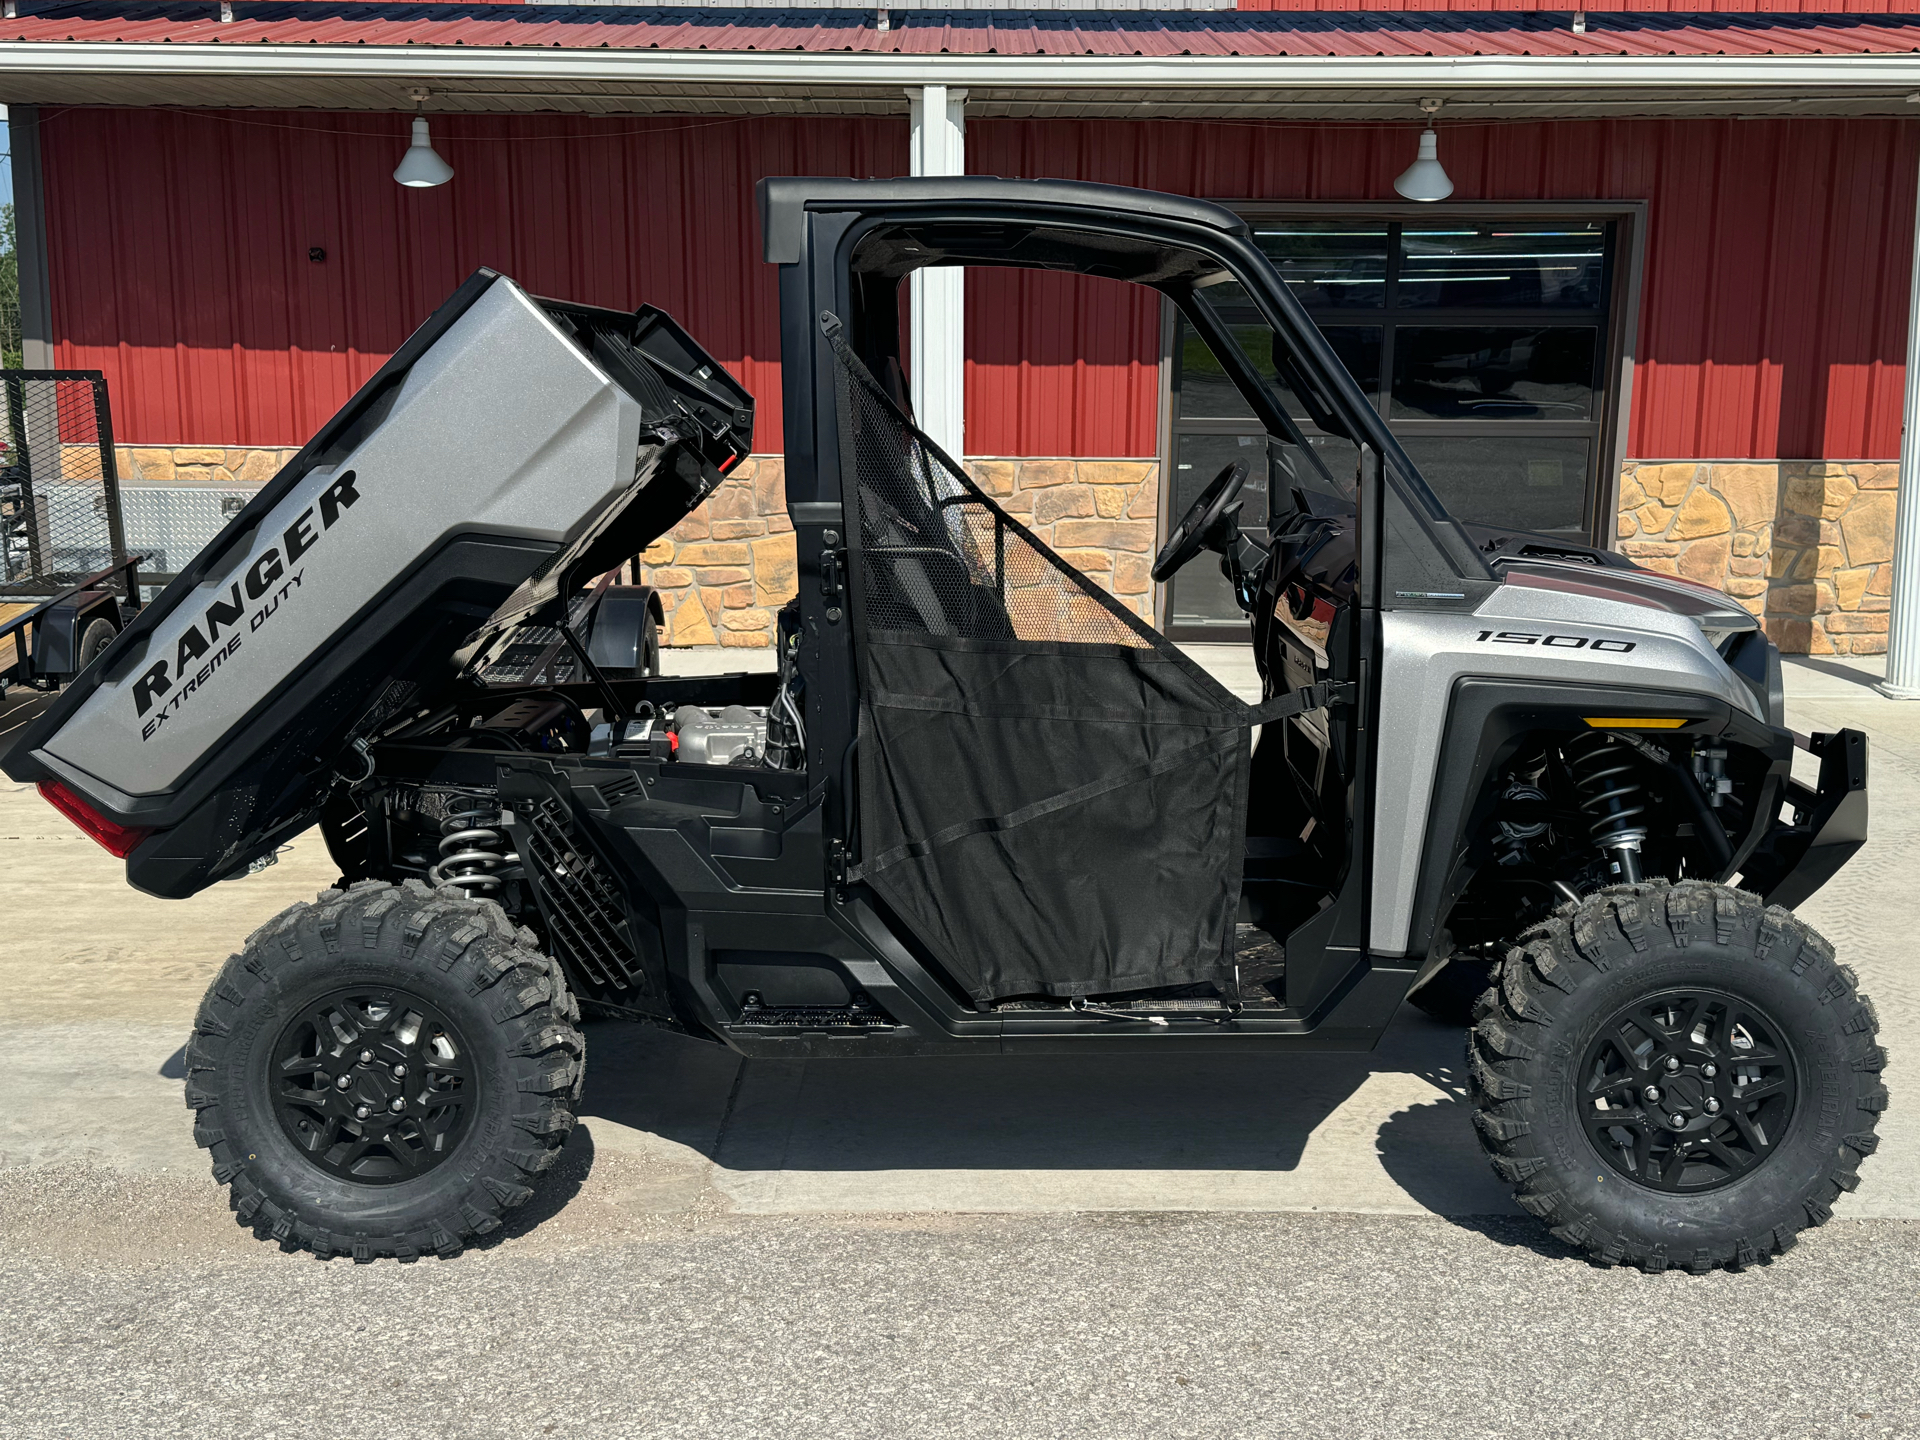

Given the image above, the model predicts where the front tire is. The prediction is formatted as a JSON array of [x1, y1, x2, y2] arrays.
[[184, 879, 584, 1260], [1470, 880, 1885, 1273]]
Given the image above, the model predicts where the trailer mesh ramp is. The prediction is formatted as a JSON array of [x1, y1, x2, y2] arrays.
[[828, 319, 1254, 1005], [0, 372, 125, 595]]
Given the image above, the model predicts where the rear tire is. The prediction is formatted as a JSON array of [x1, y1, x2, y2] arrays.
[[639, 610, 660, 677], [1469, 879, 1884, 1273], [184, 879, 584, 1260]]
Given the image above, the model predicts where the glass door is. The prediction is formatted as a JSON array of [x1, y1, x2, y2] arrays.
[[1165, 215, 1619, 635]]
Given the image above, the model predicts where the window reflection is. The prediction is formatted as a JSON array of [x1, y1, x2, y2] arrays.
[[1397, 226, 1605, 309], [1391, 327, 1597, 420], [1398, 436, 1591, 534], [1164, 214, 1616, 633], [1255, 223, 1390, 308], [1175, 320, 1380, 421]]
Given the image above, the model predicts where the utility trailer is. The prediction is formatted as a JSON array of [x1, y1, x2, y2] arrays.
[[0, 372, 145, 754], [4, 180, 1881, 1271]]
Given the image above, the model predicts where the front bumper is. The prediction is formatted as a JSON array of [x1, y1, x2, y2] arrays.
[[1740, 727, 1869, 911]]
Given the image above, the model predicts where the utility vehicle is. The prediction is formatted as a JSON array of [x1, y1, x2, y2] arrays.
[[4, 178, 1880, 1271]]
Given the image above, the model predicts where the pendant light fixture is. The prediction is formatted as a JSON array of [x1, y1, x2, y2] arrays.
[[1393, 98, 1454, 203], [393, 88, 454, 189]]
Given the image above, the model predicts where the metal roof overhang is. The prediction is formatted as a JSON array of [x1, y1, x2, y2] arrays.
[[0, 42, 1912, 118]]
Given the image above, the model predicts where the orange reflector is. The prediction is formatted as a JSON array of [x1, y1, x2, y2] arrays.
[[1583, 717, 1687, 729]]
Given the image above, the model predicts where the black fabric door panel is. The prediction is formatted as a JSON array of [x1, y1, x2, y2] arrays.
[[829, 316, 1262, 1006], [854, 635, 1248, 1001]]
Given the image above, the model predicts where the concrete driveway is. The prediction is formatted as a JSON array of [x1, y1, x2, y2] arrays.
[[0, 649, 1913, 1438]]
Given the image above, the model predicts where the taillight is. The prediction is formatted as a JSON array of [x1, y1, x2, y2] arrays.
[[37, 779, 153, 858]]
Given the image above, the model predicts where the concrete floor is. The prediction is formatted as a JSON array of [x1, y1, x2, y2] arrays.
[[0, 644, 1913, 1438]]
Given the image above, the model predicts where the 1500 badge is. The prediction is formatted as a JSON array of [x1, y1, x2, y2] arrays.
[[1473, 629, 1635, 652]]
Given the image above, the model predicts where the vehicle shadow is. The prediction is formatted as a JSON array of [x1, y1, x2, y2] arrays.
[[572, 1007, 1527, 1221], [1369, 1016, 1580, 1259], [486, 1127, 596, 1248]]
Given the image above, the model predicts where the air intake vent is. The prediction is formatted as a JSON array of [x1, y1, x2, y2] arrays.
[[519, 796, 663, 1011], [592, 773, 641, 806]]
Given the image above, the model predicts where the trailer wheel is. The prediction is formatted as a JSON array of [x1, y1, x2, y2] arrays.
[[75, 615, 116, 671], [1469, 880, 1883, 1273], [183, 879, 584, 1260]]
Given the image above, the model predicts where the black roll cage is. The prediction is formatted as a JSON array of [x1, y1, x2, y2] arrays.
[[758, 175, 1503, 1026]]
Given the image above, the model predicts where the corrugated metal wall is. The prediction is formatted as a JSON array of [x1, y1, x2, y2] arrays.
[[966, 116, 1915, 459], [41, 108, 903, 454], [44, 109, 1914, 461]]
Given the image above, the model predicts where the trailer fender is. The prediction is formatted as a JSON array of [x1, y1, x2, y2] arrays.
[[30, 589, 121, 678]]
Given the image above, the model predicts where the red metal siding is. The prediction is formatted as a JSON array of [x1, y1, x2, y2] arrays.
[[964, 117, 1915, 459], [43, 110, 1914, 462], [42, 108, 904, 452], [964, 269, 1162, 459]]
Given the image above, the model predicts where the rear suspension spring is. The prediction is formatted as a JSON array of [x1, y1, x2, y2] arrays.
[[427, 794, 509, 896], [1562, 730, 1649, 884]]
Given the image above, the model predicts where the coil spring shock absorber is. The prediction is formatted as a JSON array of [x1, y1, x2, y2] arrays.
[[426, 794, 509, 896], [1561, 730, 1649, 884]]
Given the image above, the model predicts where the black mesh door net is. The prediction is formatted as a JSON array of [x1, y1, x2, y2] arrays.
[[830, 316, 1320, 1005]]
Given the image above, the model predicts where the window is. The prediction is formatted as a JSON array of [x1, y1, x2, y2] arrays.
[[1163, 210, 1631, 635]]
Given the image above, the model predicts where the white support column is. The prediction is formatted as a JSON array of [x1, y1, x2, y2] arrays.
[[908, 84, 967, 461], [1878, 161, 1921, 700]]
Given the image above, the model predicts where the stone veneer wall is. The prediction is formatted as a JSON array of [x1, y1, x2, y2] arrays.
[[1616, 460, 1899, 655], [113, 445, 303, 485], [107, 446, 1903, 656], [634, 456, 1162, 648]]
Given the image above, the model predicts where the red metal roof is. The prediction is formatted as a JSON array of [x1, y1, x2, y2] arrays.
[[2, 2, 1912, 56]]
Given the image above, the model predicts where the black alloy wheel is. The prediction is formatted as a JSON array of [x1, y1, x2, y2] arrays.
[[1469, 880, 1885, 1273], [1580, 988, 1797, 1194], [272, 988, 475, 1184], [185, 880, 585, 1260]]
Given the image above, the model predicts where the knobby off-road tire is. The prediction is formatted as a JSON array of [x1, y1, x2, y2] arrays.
[[185, 879, 585, 1260], [1469, 879, 1885, 1273]]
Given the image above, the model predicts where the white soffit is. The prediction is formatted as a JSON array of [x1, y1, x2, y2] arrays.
[[0, 41, 1911, 92]]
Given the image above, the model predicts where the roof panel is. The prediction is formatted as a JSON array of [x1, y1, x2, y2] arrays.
[[0, 1, 1912, 55]]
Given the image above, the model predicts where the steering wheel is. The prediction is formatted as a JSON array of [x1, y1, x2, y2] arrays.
[[1152, 460, 1249, 584]]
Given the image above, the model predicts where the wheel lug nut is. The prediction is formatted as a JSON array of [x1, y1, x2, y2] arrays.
[[391, 1064, 407, 1079], [1664, 1056, 1680, 1073], [389, 1097, 406, 1113], [359, 1049, 374, 1064], [334, 1074, 352, 1091], [1642, 1085, 1661, 1102], [1705, 1098, 1721, 1114], [1702, 1063, 1717, 1078], [1669, 1113, 1687, 1128], [354, 1104, 371, 1120]]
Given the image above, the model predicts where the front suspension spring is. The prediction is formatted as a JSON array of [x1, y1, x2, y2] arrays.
[[1562, 730, 1649, 883]]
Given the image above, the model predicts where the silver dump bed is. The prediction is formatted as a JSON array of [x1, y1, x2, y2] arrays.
[[3, 269, 752, 896]]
